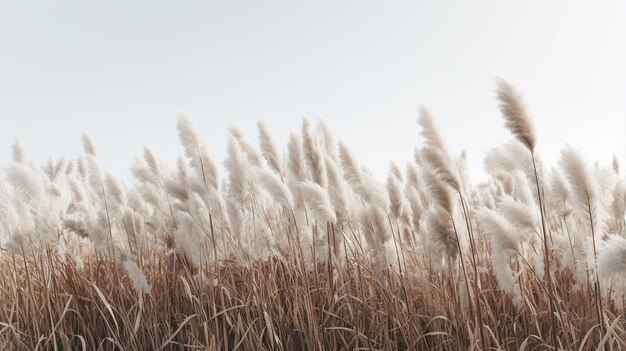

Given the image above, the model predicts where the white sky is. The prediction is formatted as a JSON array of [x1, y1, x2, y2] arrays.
[[1, 1, 624, 183]]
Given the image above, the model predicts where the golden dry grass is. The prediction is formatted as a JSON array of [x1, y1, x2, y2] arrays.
[[2, 238, 625, 350], [1, 81, 625, 350]]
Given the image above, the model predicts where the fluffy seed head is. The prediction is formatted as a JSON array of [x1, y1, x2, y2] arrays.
[[298, 181, 336, 223], [257, 121, 283, 175], [495, 78, 536, 152], [81, 132, 98, 157]]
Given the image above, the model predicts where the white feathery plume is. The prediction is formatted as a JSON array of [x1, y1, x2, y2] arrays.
[[68, 177, 87, 203], [323, 156, 348, 260], [143, 145, 163, 180], [423, 170, 453, 214], [126, 191, 145, 213], [413, 146, 422, 166], [478, 185, 496, 210], [298, 181, 336, 224], [550, 167, 571, 217], [77, 156, 87, 179], [477, 207, 520, 253], [418, 108, 461, 191], [324, 155, 350, 222], [498, 194, 537, 236], [302, 118, 327, 188], [177, 113, 219, 193], [424, 206, 458, 267], [361, 173, 390, 209], [139, 184, 161, 209], [594, 164, 617, 202], [420, 147, 461, 191], [122, 260, 151, 294], [105, 173, 127, 208], [255, 168, 292, 208], [338, 141, 388, 209], [132, 157, 157, 186], [44, 158, 55, 180], [86, 156, 104, 196], [484, 141, 535, 181], [49, 157, 67, 181], [122, 201, 140, 236], [257, 121, 283, 175], [610, 180, 625, 234], [64, 211, 110, 254], [457, 150, 471, 194], [5, 164, 45, 204], [495, 78, 536, 153], [225, 137, 250, 207], [611, 155, 619, 175], [406, 187, 424, 232], [317, 119, 338, 161], [559, 145, 604, 235], [418, 106, 448, 152], [598, 235, 626, 309], [173, 212, 203, 267], [63, 218, 89, 239], [338, 141, 362, 187], [287, 132, 306, 181], [405, 163, 423, 196], [598, 235, 626, 282], [510, 170, 535, 207], [361, 205, 392, 269], [12, 138, 26, 163], [48, 183, 63, 198], [477, 207, 523, 306], [387, 172, 413, 240], [389, 161, 403, 182], [165, 156, 190, 202], [64, 160, 74, 176], [81, 132, 98, 157], [230, 124, 264, 167]]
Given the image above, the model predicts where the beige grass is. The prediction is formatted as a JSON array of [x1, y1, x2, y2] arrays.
[[0, 81, 625, 350]]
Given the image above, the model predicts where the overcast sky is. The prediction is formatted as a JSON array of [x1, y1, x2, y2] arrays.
[[1, 1, 624, 183]]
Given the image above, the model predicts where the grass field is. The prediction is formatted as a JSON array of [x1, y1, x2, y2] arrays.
[[1, 80, 624, 350]]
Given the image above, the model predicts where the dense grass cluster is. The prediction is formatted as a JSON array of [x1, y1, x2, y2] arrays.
[[1, 80, 625, 350]]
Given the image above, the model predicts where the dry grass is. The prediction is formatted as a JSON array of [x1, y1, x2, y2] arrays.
[[1, 81, 625, 350], [5, 245, 625, 350]]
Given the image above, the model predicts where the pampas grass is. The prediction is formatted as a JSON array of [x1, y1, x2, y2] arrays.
[[476, 207, 522, 306], [255, 169, 293, 208], [11, 138, 26, 164], [257, 121, 283, 176], [302, 118, 327, 188], [496, 78, 562, 346], [495, 78, 536, 153], [298, 181, 336, 224], [81, 131, 98, 157], [1, 80, 625, 350], [177, 113, 220, 194]]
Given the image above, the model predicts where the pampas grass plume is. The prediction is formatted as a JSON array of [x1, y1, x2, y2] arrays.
[[257, 121, 283, 175], [495, 78, 536, 152], [81, 132, 98, 157], [298, 181, 336, 223], [255, 169, 292, 208]]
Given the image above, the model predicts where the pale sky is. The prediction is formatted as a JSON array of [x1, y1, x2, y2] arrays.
[[1, 1, 624, 183]]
